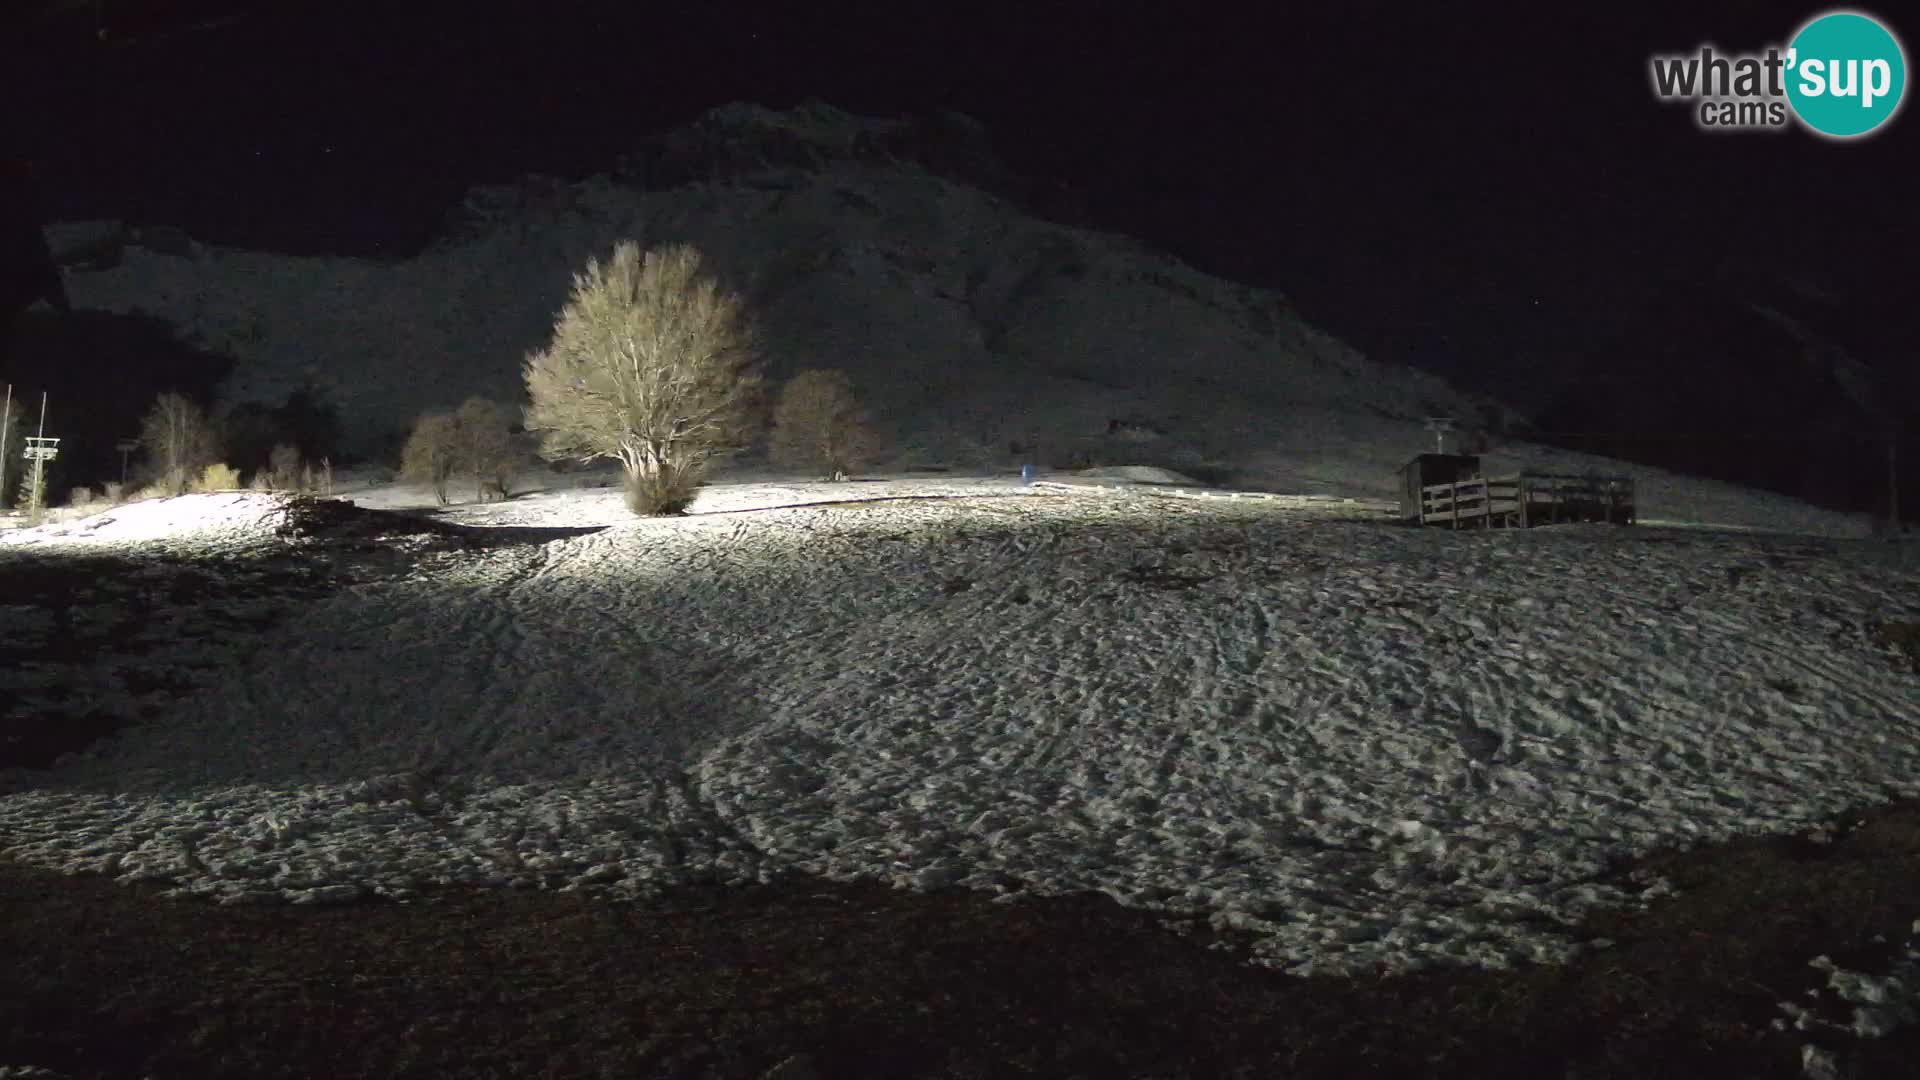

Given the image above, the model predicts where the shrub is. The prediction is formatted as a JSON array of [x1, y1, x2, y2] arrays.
[[770, 368, 881, 480], [523, 241, 762, 515], [193, 463, 241, 491], [400, 411, 460, 505], [139, 392, 220, 496], [400, 404, 515, 505], [268, 442, 304, 491], [623, 463, 701, 515], [454, 397, 515, 503], [68, 486, 94, 508], [103, 481, 125, 504]]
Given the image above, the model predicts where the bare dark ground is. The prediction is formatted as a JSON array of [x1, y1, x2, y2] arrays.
[[1, 800, 1917, 1080]]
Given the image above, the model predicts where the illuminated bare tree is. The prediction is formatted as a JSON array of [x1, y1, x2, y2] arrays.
[[267, 442, 304, 491], [523, 242, 762, 515], [770, 368, 882, 480], [138, 391, 219, 496], [454, 396, 515, 502], [400, 410, 460, 505]]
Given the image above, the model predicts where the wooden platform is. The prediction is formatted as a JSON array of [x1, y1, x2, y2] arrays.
[[1419, 472, 1635, 529]]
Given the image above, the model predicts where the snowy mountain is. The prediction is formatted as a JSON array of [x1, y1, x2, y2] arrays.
[[46, 102, 1489, 483]]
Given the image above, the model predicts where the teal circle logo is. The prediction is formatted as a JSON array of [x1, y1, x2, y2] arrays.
[[1786, 11, 1908, 138]]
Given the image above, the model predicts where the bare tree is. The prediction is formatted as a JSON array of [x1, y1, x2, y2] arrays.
[[454, 397, 515, 502], [138, 392, 219, 495], [0, 391, 23, 509], [523, 242, 762, 515], [400, 410, 460, 505], [770, 369, 882, 480], [267, 442, 304, 491]]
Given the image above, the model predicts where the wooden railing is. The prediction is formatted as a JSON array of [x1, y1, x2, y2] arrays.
[[1420, 472, 1634, 528]]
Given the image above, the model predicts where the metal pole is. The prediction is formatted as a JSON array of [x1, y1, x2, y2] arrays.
[[30, 392, 47, 518]]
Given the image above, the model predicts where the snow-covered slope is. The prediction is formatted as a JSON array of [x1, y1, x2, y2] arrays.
[[3, 484, 1916, 977], [41, 102, 1879, 537], [50, 103, 1482, 476]]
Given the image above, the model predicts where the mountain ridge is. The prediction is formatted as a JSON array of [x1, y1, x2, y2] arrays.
[[43, 103, 1492, 487]]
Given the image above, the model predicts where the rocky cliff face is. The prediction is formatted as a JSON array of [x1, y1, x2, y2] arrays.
[[49, 103, 1485, 477]]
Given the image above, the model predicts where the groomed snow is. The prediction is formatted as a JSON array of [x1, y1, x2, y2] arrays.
[[2, 482, 1917, 977]]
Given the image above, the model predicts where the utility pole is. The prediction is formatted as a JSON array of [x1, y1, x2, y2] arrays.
[[30, 392, 46, 521]]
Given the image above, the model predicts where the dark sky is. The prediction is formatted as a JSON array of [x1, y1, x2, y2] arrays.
[[5, 0, 1916, 388]]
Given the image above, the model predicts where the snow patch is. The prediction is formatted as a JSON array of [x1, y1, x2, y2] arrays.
[[1071, 465, 1204, 486], [0, 493, 291, 552], [1778, 920, 1920, 1075], [4, 480, 1917, 978]]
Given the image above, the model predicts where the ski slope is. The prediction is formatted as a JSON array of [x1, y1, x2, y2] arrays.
[[3, 478, 1916, 979]]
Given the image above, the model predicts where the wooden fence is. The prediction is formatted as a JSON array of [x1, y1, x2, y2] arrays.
[[1419, 472, 1635, 529]]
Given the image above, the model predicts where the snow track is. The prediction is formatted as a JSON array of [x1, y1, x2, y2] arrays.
[[2, 488, 1917, 975]]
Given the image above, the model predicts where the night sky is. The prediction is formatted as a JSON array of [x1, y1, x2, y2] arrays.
[[4, 0, 1915, 510]]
